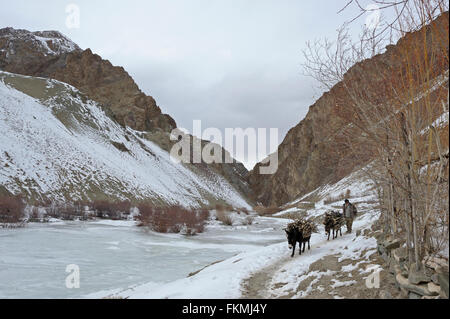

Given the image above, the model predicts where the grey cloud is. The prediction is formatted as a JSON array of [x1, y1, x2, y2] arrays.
[[0, 0, 368, 169]]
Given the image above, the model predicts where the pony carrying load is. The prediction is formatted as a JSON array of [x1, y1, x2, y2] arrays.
[[284, 218, 316, 257]]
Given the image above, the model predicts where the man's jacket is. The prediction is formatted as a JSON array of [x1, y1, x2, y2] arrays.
[[343, 203, 357, 218]]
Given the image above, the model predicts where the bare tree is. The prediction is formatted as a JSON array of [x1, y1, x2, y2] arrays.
[[302, 0, 449, 268]]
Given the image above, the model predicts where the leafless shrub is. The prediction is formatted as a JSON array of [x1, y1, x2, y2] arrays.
[[72, 201, 86, 213], [242, 215, 255, 225], [216, 209, 233, 226], [80, 200, 130, 220], [136, 204, 209, 235], [182, 209, 209, 235], [254, 205, 281, 216], [27, 206, 50, 222], [324, 189, 351, 205], [112, 200, 131, 215], [197, 209, 210, 224], [301, 192, 322, 204], [59, 203, 84, 220], [296, 202, 316, 210], [0, 195, 25, 224], [92, 200, 112, 218], [281, 211, 307, 221], [135, 203, 154, 227], [29, 206, 40, 221], [235, 207, 249, 215], [41, 201, 90, 221]]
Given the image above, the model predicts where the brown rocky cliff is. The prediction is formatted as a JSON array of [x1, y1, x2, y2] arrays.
[[44, 48, 176, 132], [248, 12, 449, 206], [0, 27, 253, 203], [0, 28, 176, 133]]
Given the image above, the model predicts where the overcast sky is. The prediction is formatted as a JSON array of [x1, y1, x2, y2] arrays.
[[0, 0, 376, 169]]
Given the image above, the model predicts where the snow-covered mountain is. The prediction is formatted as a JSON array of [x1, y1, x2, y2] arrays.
[[0, 71, 250, 208]]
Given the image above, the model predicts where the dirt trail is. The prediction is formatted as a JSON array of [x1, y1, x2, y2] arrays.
[[241, 237, 330, 299], [241, 256, 292, 299], [241, 233, 403, 299]]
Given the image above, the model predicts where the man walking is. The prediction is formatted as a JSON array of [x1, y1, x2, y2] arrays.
[[343, 199, 357, 233]]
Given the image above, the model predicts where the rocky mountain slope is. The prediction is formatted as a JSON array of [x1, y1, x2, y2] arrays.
[[0, 71, 250, 207], [248, 12, 449, 206], [0, 27, 175, 133], [0, 27, 251, 205]]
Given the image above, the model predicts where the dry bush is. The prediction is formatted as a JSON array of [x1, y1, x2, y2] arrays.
[[92, 200, 112, 218], [323, 189, 351, 205], [27, 206, 49, 222], [254, 205, 281, 216], [38, 200, 129, 221], [86, 200, 131, 220], [296, 202, 316, 210], [136, 203, 154, 226], [215, 204, 225, 212], [236, 207, 249, 215], [242, 215, 255, 225], [216, 209, 233, 226], [301, 192, 322, 204], [58, 203, 85, 220], [29, 206, 40, 221], [115, 200, 131, 213], [278, 211, 307, 221], [345, 189, 351, 199], [215, 203, 234, 212], [72, 200, 87, 212], [0, 195, 25, 223], [182, 209, 210, 235], [42, 201, 90, 221], [136, 204, 209, 235], [253, 205, 265, 216], [197, 209, 210, 222]]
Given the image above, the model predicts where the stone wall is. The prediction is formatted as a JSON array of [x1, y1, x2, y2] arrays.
[[376, 234, 449, 299]]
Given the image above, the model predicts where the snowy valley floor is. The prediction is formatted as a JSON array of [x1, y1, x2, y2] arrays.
[[94, 210, 401, 299], [241, 215, 401, 299], [0, 166, 398, 299], [93, 167, 403, 299]]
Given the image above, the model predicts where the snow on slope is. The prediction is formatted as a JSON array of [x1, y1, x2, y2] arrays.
[[275, 164, 377, 218], [0, 71, 250, 208], [0, 28, 80, 57], [92, 165, 380, 299], [32, 31, 80, 55]]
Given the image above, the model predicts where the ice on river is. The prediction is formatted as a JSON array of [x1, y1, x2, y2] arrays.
[[0, 215, 287, 299]]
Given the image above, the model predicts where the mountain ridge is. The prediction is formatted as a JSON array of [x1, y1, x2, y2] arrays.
[[0, 70, 250, 208], [248, 11, 449, 206], [0, 27, 253, 206], [0, 27, 176, 133]]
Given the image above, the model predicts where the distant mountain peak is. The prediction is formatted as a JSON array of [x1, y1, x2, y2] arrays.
[[0, 27, 177, 133], [0, 27, 81, 56]]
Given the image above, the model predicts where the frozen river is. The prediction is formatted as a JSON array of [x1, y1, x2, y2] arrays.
[[0, 216, 286, 298]]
